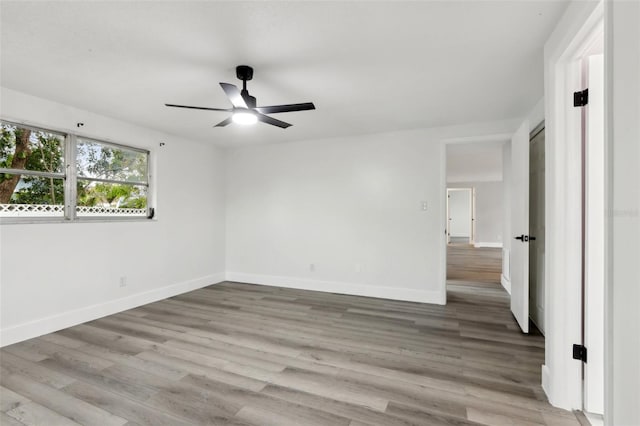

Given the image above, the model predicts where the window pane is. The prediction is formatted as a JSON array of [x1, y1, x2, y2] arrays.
[[0, 174, 64, 217], [77, 139, 147, 183], [76, 180, 147, 216], [0, 123, 65, 174]]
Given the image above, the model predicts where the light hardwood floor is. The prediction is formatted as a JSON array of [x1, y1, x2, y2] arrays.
[[1, 255, 579, 425], [447, 243, 503, 286]]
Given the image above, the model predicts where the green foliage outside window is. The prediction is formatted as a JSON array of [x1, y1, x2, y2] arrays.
[[76, 138, 148, 210], [0, 122, 149, 217], [0, 124, 64, 205]]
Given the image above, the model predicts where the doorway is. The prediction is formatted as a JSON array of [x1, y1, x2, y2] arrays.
[[447, 188, 474, 245]]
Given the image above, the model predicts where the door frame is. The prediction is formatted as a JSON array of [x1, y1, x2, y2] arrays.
[[543, 0, 604, 411], [584, 53, 605, 416], [441, 135, 512, 306]]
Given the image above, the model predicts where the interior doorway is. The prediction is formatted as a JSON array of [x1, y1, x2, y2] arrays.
[[447, 188, 474, 245], [444, 140, 506, 288], [446, 184, 501, 285]]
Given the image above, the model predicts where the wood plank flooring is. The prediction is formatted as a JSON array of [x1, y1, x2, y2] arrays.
[[1, 260, 579, 425], [447, 243, 503, 286]]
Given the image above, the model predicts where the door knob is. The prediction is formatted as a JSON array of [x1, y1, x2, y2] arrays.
[[515, 235, 525, 241]]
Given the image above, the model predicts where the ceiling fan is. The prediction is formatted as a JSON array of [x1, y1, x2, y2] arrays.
[[165, 65, 315, 129]]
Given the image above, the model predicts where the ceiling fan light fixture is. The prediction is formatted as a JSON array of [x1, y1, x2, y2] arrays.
[[232, 110, 257, 125]]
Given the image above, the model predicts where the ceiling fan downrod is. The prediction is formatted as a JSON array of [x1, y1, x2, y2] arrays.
[[236, 65, 256, 108]]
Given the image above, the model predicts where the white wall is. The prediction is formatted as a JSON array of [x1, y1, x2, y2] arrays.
[[0, 88, 227, 346], [446, 141, 504, 182], [449, 181, 504, 246], [225, 121, 517, 304], [606, 1, 640, 424], [448, 189, 472, 238]]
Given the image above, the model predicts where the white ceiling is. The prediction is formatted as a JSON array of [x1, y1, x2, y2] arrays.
[[0, 1, 568, 146], [447, 140, 505, 182]]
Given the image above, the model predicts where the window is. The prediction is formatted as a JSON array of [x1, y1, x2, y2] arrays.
[[0, 121, 151, 221], [0, 123, 66, 217], [76, 138, 148, 217]]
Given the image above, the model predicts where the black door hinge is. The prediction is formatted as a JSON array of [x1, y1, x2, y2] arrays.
[[573, 344, 587, 362], [574, 89, 589, 107]]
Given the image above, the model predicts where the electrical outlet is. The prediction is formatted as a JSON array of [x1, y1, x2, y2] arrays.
[[309, 263, 315, 272], [355, 263, 362, 273], [119, 276, 127, 287]]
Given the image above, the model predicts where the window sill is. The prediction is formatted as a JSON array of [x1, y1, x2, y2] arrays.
[[0, 217, 157, 225]]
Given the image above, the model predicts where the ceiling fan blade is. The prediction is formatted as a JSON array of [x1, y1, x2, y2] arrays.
[[254, 103, 316, 114], [220, 83, 248, 108], [165, 103, 231, 112], [256, 113, 292, 129], [214, 117, 233, 127]]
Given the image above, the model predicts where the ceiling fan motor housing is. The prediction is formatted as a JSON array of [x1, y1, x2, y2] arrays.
[[236, 65, 253, 81]]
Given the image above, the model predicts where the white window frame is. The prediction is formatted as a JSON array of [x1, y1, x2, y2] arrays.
[[0, 119, 153, 224]]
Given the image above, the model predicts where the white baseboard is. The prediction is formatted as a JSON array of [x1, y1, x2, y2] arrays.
[[226, 272, 445, 305], [0, 272, 226, 347], [584, 412, 604, 426], [474, 242, 503, 248], [1, 271, 445, 346], [501, 275, 512, 295]]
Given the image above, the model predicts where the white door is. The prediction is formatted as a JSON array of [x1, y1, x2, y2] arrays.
[[471, 188, 477, 245], [510, 121, 530, 333], [448, 189, 472, 243], [446, 192, 451, 244], [584, 54, 604, 415]]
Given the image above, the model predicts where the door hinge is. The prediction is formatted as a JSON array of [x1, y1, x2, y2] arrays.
[[573, 89, 589, 107], [573, 344, 587, 362]]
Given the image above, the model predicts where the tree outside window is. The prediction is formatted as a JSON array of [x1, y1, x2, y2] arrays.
[[0, 121, 150, 220]]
